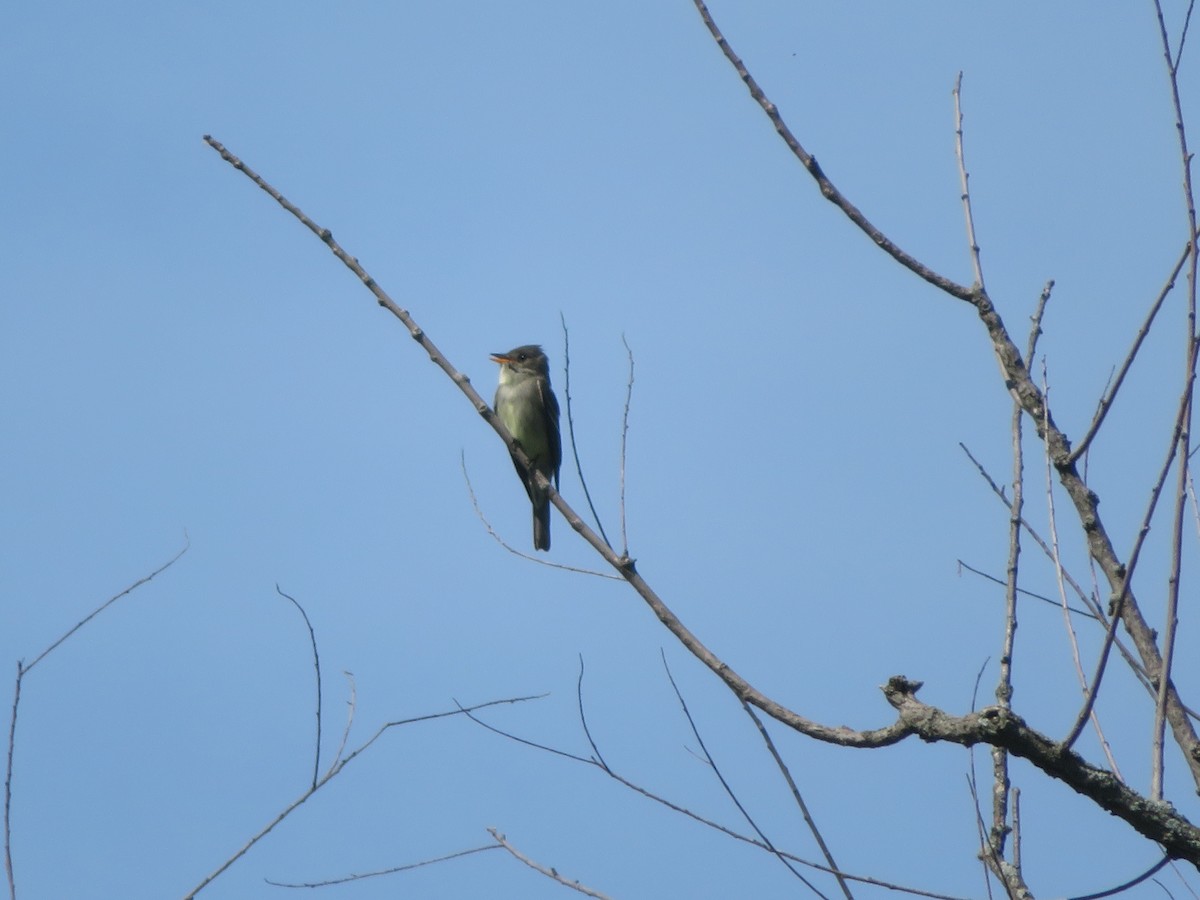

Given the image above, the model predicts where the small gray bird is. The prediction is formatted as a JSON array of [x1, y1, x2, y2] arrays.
[[490, 345, 562, 551]]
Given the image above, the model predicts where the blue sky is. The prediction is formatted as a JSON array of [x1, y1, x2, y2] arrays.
[[3, 2, 1199, 897]]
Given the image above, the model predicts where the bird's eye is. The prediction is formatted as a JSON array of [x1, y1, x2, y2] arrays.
[[518, 353, 527, 361]]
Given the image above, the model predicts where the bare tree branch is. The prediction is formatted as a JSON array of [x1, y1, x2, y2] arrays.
[[488, 828, 613, 899], [883, 677, 1200, 866], [1174, 0, 1197, 70], [575, 657, 609, 771], [331, 671, 356, 771], [660, 654, 826, 896], [953, 72, 986, 292], [689, 0, 975, 301], [1150, 0, 1200, 803], [275, 586, 322, 790], [957, 560, 1096, 620], [560, 314, 614, 550], [1067, 243, 1184, 465], [182, 694, 543, 898], [460, 451, 618, 578], [5, 539, 189, 900], [266, 844, 500, 889], [1066, 853, 1170, 900], [966, 772, 1023, 900], [1039, 363, 1123, 780], [742, 702, 854, 900], [619, 333, 634, 559], [25, 538, 190, 674]]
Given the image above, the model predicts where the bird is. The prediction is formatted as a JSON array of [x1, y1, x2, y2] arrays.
[[490, 344, 562, 551]]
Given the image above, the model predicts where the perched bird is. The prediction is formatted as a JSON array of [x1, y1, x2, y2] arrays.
[[490, 345, 562, 551]]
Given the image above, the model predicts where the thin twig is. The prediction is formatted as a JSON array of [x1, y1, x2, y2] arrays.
[[1177, 0, 1198, 70], [660, 654, 826, 896], [1011, 785, 1022, 873], [953, 72, 986, 291], [575, 657, 609, 771], [1040, 362, 1123, 780], [276, 586, 322, 790], [1151, 0, 1200, 802], [966, 662, 1001, 900], [1164, 859, 1200, 898], [488, 828, 612, 899], [619, 333, 634, 558], [1068, 242, 1185, 465], [3, 667, 19, 900], [1188, 472, 1200, 538], [1066, 854, 1171, 900], [330, 671, 356, 771], [5, 540, 189, 900], [956, 560, 1095, 619], [1027, 281, 1054, 356], [560, 314, 613, 549], [266, 844, 500, 888], [965, 773, 1011, 899], [461, 451, 618, 578], [742, 702, 854, 900], [26, 539, 190, 673]]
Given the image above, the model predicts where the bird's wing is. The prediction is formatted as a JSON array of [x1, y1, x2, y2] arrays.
[[542, 380, 562, 488]]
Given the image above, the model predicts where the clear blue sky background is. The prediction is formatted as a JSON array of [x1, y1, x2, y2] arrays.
[[3, 2, 1198, 898]]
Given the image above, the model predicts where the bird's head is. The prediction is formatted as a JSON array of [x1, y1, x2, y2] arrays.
[[490, 345, 550, 379]]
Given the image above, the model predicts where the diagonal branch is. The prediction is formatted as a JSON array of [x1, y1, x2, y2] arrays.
[[742, 702, 855, 900], [1067, 241, 1185, 465], [202, 134, 915, 753], [690, 0, 975, 302]]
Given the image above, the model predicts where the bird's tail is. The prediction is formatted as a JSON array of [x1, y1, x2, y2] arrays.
[[532, 493, 551, 551]]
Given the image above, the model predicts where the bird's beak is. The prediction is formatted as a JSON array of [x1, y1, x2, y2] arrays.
[[490, 353, 511, 365]]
